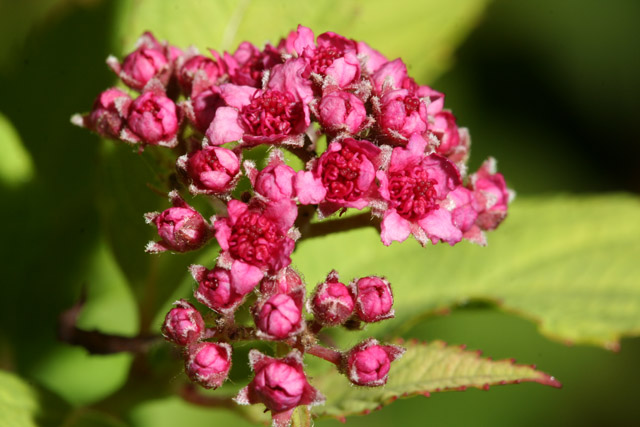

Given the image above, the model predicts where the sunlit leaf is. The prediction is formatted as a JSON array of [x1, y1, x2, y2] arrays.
[[312, 339, 560, 419], [0, 370, 38, 427]]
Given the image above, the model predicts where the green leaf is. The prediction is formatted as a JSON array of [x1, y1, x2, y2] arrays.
[[0, 370, 39, 427], [312, 339, 560, 420], [0, 113, 34, 187], [112, 0, 489, 81], [293, 195, 640, 349], [290, 405, 312, 427]]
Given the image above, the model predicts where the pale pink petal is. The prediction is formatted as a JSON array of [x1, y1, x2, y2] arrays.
[[230, 260, 264, 295], [226, 199, 249, 224], [219, 84, 257, 109], [380, 210, 412, 246], [206, 107, 244, 145], [324, 53, 360, 87], [295, 171, 326, 204], [292, 25, 315, 56], [417, 208, 462, 246]]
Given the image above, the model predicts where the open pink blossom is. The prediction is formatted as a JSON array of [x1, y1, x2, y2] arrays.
[[377, 88, 428, 145], [312, 138, 382, 216], [356, 41, 388, 75], [72, 88, 131, 139], [122, 90, 179, 147], [344, 338, 405, 387], [375, 134, 463, 246], [235, 350, 325, 418], [144, 191, 212, 253], [177, 145, 240, 196], [318, 90, 367, 135], [206, 84, 309, 147], [185, 342, 232, 389], [214, 200, 296, 275], [469, 157, 514, 231], [215, 41, 282, 88]]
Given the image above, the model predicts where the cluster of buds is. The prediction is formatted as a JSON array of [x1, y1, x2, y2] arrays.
[[73, 26, 512, 426]]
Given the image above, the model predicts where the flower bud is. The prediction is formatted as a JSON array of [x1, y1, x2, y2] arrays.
[[351, 276, 394, 323], [260, 267, 303, 295], [308, 270, 354, 326], [73, 88, 131, 139], [185, 342, 232, 389], [344, 338, 405, 387], [254, 162, 296, 202], [123, 91, 179, 147], [107, 45, 169, 91], [161, 299, 205, 346], [177, 54, 222, 95], [177, 145, 240, 196], [182, 87, 225, 133], [318, 90, 367, 135], [191, 263, 262, 316], [255, 291, 304, 340], [145, 191, 212, 253], [470, 157, 513, 231], [235, 350, 325, 414]]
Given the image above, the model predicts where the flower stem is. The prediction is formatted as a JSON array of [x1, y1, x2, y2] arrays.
[[307, 345, 342, 366], [301, 212, 380, 240]]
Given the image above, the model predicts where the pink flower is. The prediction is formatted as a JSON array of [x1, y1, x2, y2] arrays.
[[371, 58, 408, 95], [161, 299, 205, 346], [351, 276, 394, 323], [191, 263, 262, 316], [214, 200, 296, 275], [312, 138, 382, 216], [469, 157, 513, 231], [235, 349, 325, 416], [122, 90, 179, 147], [376, 88, 428, 145], [177, 145, 240, 196], [245, 151, 297, 202], [106, 32, 171, 90], [432, 111, 470, 166], [181, 87, 225, 133], [356, 41, 388, 75], [177, 53, 223, 96], [72, 88, 131, 139], [254, 287, 305, 340], [344, 339, 405, 387], [216, 42, 282, 88], [185, 342, 232, 389], [447, 186, 485, 245], [318, 90, 367, 135], [206, 84, 309, 147], [376, 134, 463, 246], [144, 191, 212, 253], [259, 267, 304, 295], [307, 270, 354, 326]]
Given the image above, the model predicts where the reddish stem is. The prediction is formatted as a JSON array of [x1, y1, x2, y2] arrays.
[[307, 344, 342, 366]]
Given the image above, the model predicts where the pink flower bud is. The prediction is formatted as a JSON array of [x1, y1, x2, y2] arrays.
[[177, 145, 240, 196], [145, 191, 212, 253], [260, 267, 303, 295], [470, 157, 513, 231], [181, 87, 226, 134], [235, 350, 325, 415], [255, 289, 304, 340], [351, 276, 394, 323], [377, 88, 428, 145], [185, 342, 232, 389], [191, 263, 262, 316], [161, 300, 205, 346], [77, 88, 131, 138], [344, 338, 405, 387], [108, 46, 169, 91], [177, 54, 222, 95], [308, 270, 354, 326], [124, 91, 179, 147], [318, 90, 367, 135]]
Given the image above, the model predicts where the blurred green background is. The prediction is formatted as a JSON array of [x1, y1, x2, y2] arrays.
[[1, 0, 638, 426]]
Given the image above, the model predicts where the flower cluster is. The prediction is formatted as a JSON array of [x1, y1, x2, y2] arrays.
[[73, 26, 512, 426]]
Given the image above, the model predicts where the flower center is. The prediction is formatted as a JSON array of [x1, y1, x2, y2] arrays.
[[388, 166, 438, 220], [228, 211, 282, 268], [239, 90, 303, 137], [403, 95, 421, 115], [310, 46, 341, 74], [321, 146, 366, 202]]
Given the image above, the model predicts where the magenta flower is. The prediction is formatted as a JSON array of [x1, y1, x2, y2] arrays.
[[376, 88, 428, 145], [185, 342, 232, 389], [235, 349, 325, 416], [469, 157, 514, 231], [318, 90, 368, 135], [191, 263, 262, 316], [176, 53, 223, 96], [371, 58, 408, 95], [72, 88, 131, 139], [447, 186, 485, 245], [177, 145, 240, 196], [214, 200, 296, 275], [161, 299, 205, 346], [106, 32, 171, 90], [254, 287, 305, 340], [344, 338, 405, 387], [215, 41, 282, 88], [122, 90, 179, 147], [312, 138, 382, 216], [432, 111, 470, 167], [356, 41, 388, 75], [181, 87, 225, 133], [260, 267, 304, 296], [308, 270, 354, 326], [376, 134, 463, 246], [245, 150, 297, 202], [144, 191, 212, 253], [351, 276, 394, 323]]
